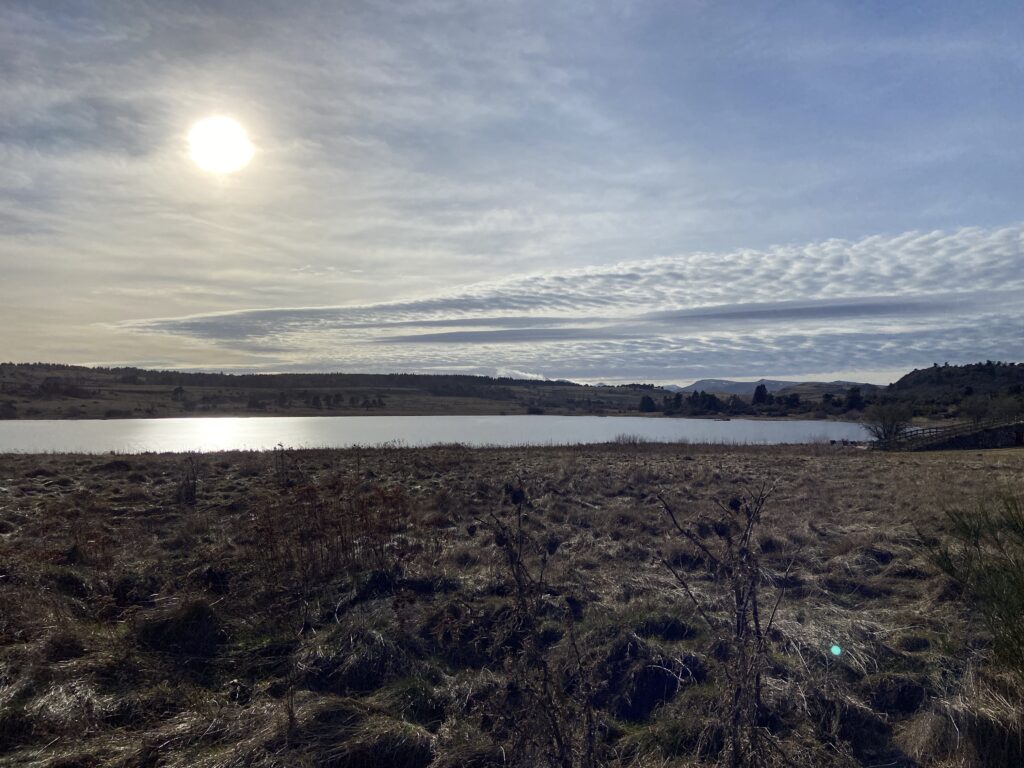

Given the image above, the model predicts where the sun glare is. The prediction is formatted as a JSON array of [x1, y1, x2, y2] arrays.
[[187, 116, 254, 174]]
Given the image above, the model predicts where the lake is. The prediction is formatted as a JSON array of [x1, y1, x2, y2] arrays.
[[0, 415, 870, 454]]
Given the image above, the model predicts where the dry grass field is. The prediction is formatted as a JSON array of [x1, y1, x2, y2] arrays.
[[1, 444, 1022, 767]]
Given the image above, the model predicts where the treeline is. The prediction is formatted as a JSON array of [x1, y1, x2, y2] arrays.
[[101, 367, 560, 392], [639, 384, 871, 418]]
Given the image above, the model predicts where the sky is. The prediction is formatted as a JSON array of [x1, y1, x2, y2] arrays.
[[2, 0, 1022, 385]]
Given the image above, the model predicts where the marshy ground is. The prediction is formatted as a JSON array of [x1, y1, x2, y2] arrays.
[[1, 444, 1021, 767]]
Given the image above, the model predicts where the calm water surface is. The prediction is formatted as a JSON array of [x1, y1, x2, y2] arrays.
[[0, 415, 870, 454]]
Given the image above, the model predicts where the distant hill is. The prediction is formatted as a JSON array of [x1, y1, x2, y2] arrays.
[[674, 379, 796, 395], [0, 362, 663, 420], [889, 361, 1024, 406], [673, 378, 870, 397]]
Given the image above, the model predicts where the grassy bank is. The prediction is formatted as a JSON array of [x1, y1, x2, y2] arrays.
[[1, 444, 1021, 766]]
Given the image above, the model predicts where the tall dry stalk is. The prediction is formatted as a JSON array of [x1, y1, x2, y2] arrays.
[[660, 482, 791, 767], [480, 481, 598, 768]]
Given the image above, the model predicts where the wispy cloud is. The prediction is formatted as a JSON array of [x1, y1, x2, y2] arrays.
[[120, 226, 1024, 382], [2, 1, 1023, 378]]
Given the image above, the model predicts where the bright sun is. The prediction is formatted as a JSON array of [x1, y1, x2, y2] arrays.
[[188, 116, 254, 174]]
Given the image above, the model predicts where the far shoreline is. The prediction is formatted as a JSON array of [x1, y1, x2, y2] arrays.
[[0, 363, 880, 423], [0, 410, 868, 422]]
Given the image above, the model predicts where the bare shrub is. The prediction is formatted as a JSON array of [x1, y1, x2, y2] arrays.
[[659, 483, 792, 767], [479, 485, 599, 768]]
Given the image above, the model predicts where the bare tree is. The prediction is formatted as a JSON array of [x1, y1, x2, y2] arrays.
[[959, 395, 992, 424], [863, 401, 913, 443]]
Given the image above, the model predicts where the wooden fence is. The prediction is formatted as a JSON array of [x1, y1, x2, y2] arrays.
[[875, 415, 1024, 451]]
